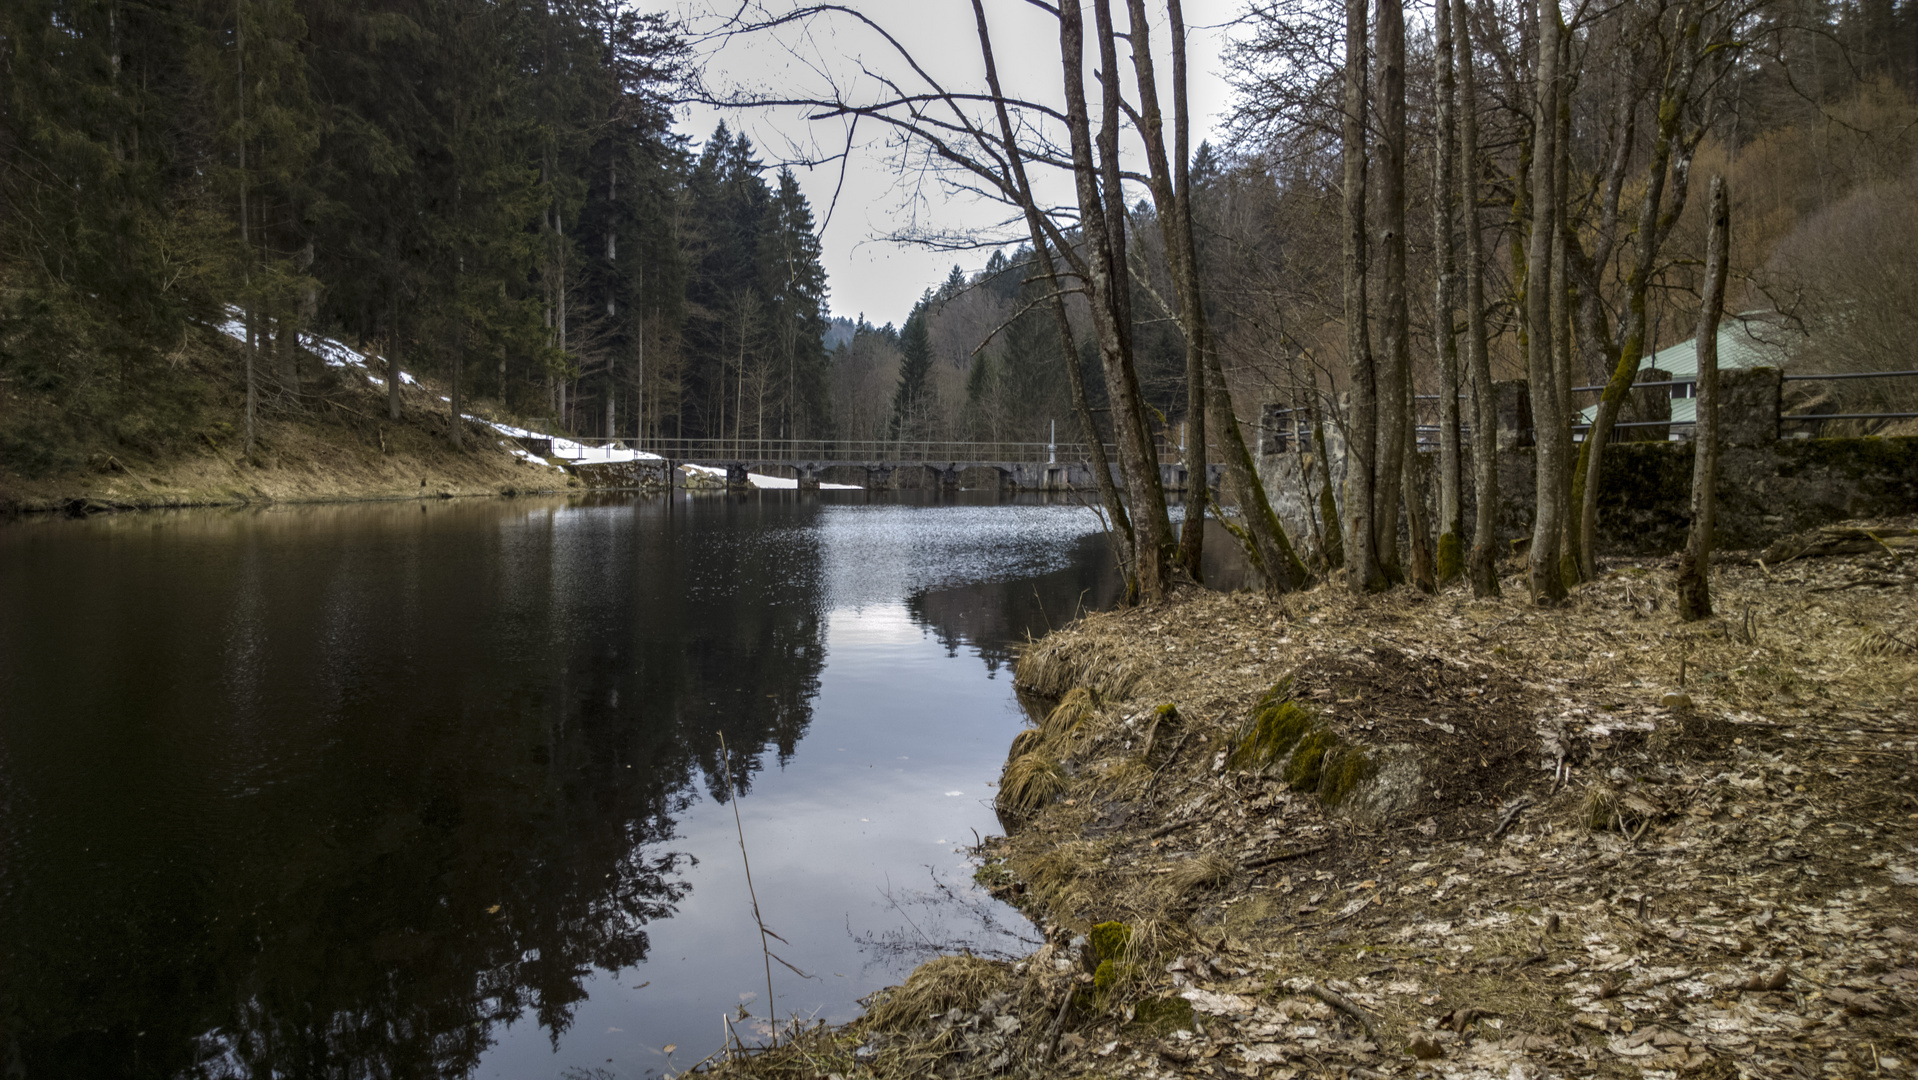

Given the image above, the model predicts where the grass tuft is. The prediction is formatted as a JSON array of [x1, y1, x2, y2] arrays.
[[1164, 852, 1235, 902], [998, 753, 1066, 815], [1043, 686, 1100, 740], [865, 956, 1010, 1032]]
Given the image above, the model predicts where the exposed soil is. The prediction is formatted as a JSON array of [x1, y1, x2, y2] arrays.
[[698, 521, 1918, 1080]]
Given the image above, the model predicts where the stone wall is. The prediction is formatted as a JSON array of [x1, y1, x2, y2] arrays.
[[563, 459, 675, 488], [1259, 367, 1918, 558]]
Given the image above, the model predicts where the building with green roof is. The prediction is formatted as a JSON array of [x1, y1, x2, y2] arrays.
[[1578, 312, 1795, 433]]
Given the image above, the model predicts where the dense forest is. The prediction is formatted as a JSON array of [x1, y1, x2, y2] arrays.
[[0, 0, 831, 471]]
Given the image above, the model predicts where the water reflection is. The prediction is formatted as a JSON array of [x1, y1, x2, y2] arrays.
[[0, 492, 1126, 1078]]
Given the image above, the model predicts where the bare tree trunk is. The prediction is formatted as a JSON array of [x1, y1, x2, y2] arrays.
[[1165, 0, 1207, 582], [1524, 0, 1566, 604], [1309, 380, 1345, 569], [1374, 0, 1411, 585], [1342, 0, 1383, 592], [1676, 176, 1728, 622], [1576, 8, 1704, 574], [236, 0, 256, 457], [1403, 390, 1437, 592], [1124, 0, 1308, 593], [1433, 0, 1463, 584], [1060, 0, 1174, 601], [1456, 0, 1499, 597], [385, 285, 403, 424], [1551, 44, 1579, 585], [452, 305, 464, 449]]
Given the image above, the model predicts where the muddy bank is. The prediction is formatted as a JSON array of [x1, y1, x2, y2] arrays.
[[701, 522, 1917, 1079]]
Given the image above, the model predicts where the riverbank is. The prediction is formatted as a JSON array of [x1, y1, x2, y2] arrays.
[[0, 409, 578, 516], [701, 522, 1917, 1079], [0, 325, 581, 516]]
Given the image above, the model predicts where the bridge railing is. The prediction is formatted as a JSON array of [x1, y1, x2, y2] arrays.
[[576, 437, 1126, 464]]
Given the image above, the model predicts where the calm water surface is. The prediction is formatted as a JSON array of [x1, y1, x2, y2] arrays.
[[0, 491, 1133, 1078]]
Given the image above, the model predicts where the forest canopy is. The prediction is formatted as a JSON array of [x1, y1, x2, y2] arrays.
[[0, 0, 831, 467]]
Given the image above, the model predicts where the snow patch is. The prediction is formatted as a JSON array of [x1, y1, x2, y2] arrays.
[[681, 463, 860, 490]]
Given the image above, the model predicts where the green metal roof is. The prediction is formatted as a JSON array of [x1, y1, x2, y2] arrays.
[[1637, 312, 1792, 381], [1577, 313, 1791, 427]]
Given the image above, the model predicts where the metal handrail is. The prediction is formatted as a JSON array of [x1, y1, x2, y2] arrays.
[[1782, 412, 1918, 421], [1782, 370, 1918, 381], [562, 437, 1130, 464], [1571, 379, 1692, 392]]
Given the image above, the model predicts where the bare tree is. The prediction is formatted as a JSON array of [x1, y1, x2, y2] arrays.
[[1455, 0, 1500, 597], [699, 1, 1314, 601], [1374, 0, 1412, 586], [1341, 0, 1385, 592], [1432, 0, 1464, 584], [1524, 0, 1568, 604], [1676, 175, 1728, 621]]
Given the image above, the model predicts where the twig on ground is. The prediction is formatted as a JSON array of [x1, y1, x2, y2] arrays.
[[1144, 817, 1199, 841], [1037, 980, 1076, 1064], [1309, 982, 1378, 1040], [1489, 796, 1533, 839], [1241, 844, 1329, 871]]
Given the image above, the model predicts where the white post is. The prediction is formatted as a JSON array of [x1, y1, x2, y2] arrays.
[[1049, 419, 1056, 464]]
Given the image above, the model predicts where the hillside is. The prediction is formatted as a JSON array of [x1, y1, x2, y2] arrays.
[[0, 322, 573, 515]]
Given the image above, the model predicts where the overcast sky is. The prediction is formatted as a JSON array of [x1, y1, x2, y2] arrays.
[[656, 1, 1245, 326]]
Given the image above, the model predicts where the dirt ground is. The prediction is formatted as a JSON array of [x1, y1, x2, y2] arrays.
[[699, 521, 1918, 1080]]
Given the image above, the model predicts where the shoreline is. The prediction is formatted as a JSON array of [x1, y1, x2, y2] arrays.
[[704, 522, 1918, 1079]]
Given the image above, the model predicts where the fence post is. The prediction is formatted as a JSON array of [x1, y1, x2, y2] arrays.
[[1496, 380, 1534, 450], [1720, 367, 1781, 447]]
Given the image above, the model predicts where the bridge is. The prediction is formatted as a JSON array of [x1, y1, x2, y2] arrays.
[[525, 437, 1224, 493]]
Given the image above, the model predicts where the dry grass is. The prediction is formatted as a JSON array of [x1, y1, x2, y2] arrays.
[[1161, 852, 1234, 904], [864, 956, 1011, 1032], [996, 752, 1066, 815], [1853, 623, 1918, 656], [1014, 634, 1145, 701], [1010, 838, 1105, 915], [1042, 686, 1099, 740]]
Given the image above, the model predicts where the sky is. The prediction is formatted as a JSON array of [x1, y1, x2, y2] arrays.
[[658, 1, 1245, 326]]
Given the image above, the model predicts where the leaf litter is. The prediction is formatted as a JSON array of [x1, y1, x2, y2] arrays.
[[692, 518, 1918, 1080]]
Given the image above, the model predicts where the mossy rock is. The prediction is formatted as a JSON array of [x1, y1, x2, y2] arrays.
[[1285, 728, 1341, 792], [1128, 995, 1197, 1037], [1316, 745, 1375, 807], [1227, 680, 1314, 773], [1092, 958, 1125, 991], [1090, 920, 1131, 964]]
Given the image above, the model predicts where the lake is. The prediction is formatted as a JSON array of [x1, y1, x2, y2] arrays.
[[0, 491, 1142, 1078]]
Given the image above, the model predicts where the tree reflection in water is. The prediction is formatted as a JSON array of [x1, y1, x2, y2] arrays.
[[0, 496, 826, 1077]]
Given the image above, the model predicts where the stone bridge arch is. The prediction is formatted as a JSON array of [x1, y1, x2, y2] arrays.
[[955, 464, 1011, 491]]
